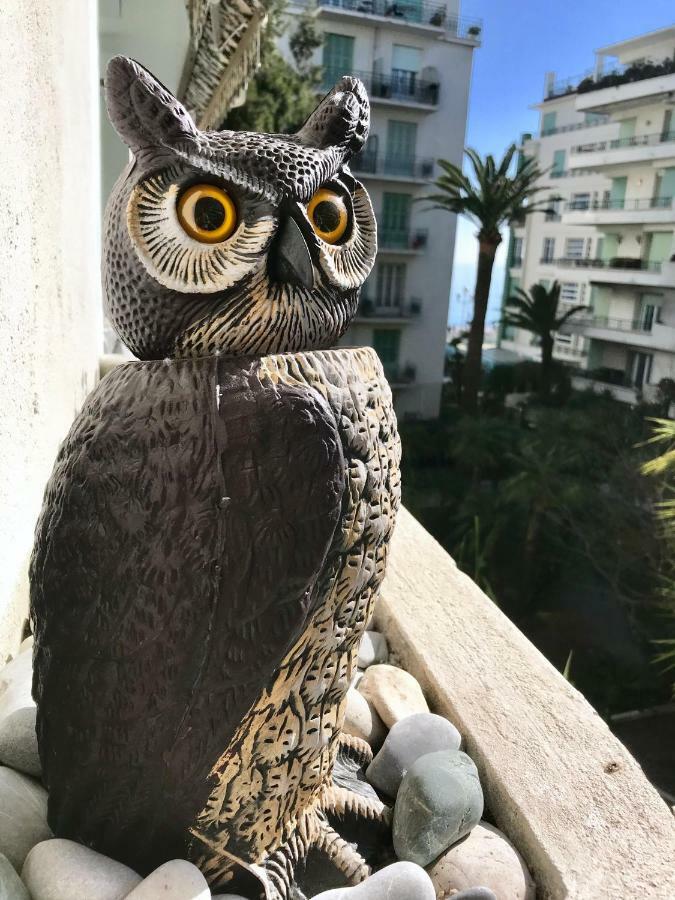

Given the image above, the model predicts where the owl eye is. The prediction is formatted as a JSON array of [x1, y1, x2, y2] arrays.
[[306, 188, 349, 244], [177, 184, 238, 244]]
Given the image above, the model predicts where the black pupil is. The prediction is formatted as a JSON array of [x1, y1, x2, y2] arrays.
[[194, 196, 226, 231], [314, 200, 341, 234]]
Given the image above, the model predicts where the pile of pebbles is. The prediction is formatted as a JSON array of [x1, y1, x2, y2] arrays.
[[0, 632, 535, 899]]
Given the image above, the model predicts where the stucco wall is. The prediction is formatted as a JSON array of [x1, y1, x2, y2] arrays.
[[0, 2, 102, 662]]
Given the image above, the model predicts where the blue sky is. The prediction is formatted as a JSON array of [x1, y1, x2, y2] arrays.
[[448, 0, 675, 326]]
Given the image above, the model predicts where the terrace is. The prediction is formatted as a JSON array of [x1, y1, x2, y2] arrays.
[[545, 56, 675, 101]]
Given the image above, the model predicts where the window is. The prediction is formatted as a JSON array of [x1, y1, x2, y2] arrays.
[[570, 192, 590, 210], [565, 238, 585, 259], [609, 176, 627, 208], [662, 109, 673, 141], [511, 237, 523, 266], [391, 45, 423, 99], [323, 34, 354, 85], [646, 232, 673, 265], [381, 193, 411, 247], [653, 167, 675, 205], [373, 329, 401, 377], [541, 237, 555, 263], [545, 196, 562, 221], [551, 149, 566, 176], [560, 282, 579, 303], [542, 111, 557, 135], [385, 121, 417, 175], [375, 263, 406, 309]]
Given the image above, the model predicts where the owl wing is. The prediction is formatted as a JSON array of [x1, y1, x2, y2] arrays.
[[30, 354, 346, 871]]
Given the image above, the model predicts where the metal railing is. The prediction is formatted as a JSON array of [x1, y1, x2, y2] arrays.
[[385, 362, 417, 384], [564, 315, 653, 334], [565, 196, 674, 211], [550, 168, 596, 178], [572, 130, 675, 154], [351, 152, 435, 179], [315, 0, 483, 38], [551, 257, 662, 272], [323, 67, 440, 105], [357, 298, 422, 318], [541, 118, 610, 137], [379, 228, 429, 250]]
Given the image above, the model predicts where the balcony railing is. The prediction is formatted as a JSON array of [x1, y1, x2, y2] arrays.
[[550, 257, 662, 272], [545, 57, 675, 101], [565, 315, 653, 335], [379, 228, 429, 251], [384, 362, 417, 383], [541, 118, 609, 137], [357, 298, 422, 318], [572, 130, 675, 154], [565, 196, 674, 211], [550, 168, 596, 178], [351, 152, 435, 179], [323, 67, 440, 105], [315, 0, 483, 38], [510, 256, 523, 268]]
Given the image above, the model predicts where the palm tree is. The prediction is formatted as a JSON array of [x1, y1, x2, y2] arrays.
[[503, 281, 586, 397], [422, 145, 550, 411]]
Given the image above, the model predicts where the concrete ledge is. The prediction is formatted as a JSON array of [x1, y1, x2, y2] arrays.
[[376, 507, 675, 899]]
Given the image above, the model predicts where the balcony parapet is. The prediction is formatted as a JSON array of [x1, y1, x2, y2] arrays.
[[563, 196, 675, 225], [377, 507, 675, 898], [569, 130, 675, 169], [355, 298, 422, 321]]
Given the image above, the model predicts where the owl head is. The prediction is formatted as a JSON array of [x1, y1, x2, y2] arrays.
[[103, 56, 376, 360]]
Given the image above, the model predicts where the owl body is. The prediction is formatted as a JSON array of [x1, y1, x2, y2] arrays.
[[30, 57, 400, 896]]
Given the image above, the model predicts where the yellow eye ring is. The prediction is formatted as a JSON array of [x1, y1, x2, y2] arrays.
[[306, 188, 349, 244], [177, 184, 238, 244]]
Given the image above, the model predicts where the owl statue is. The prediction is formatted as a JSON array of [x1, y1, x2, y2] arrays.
[[30, 56, 401, 899]]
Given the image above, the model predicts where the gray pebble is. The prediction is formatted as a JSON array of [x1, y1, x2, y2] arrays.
[[312, 861, 435, 898], [0, 767, 51, 871], [452, 889, 498, 900], [357, 631, 388, 668], [0, 706, 41, 777], [367, 713, 461, 798], [0, 852, 30, 900], [22, 838, 142, 899], [393, 750, 484, 867]]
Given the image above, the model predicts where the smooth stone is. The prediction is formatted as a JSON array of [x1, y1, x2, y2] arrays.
[[0, 706, 41, 776], [0, 767, 51, 871], [426, 822, 535, 900], [0, 649, 34, 721], [350, 668, 364, 689], [312, 861, 436, 899], [451, 889, 497, 900], [0, 852, 30, 899], [212, 896, 250, 899], [367, 712, 462, 798], [357, 631, 388, 668], [22, 838, 142, 899], [19, 636, 34, 654], [393, 750, 483, 867], [358, 664, 429, 729], [343, 687, 386, 749], [125, 859, 209, 898]]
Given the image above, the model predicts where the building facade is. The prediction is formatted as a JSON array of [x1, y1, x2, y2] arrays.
[[501, 26, 675, 404], [282, 1, 481, 418]]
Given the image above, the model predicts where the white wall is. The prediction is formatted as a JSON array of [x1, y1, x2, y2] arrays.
[[0, 1, 103, 661]]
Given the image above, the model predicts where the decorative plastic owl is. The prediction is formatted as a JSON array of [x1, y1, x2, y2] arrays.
[[30, 57, 401, 899]]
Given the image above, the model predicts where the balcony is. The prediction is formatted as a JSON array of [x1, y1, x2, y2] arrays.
[[562, 314, 675, 352], [385, 362, 417, 385], [545, 57, 675, 103], [569, 130, 675, 170], [378, 227, 429, 253], [324, 68, 440, 108], [309, 0, 483, 41], [562, 195, 675, 226], [354, 297, 422, 323], [351, 151, 435, 183], [547, 256, 668, 288]]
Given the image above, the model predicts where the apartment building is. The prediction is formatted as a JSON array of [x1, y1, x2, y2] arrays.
[[501, 26, 675, 404], [282, 1, 481, 418]]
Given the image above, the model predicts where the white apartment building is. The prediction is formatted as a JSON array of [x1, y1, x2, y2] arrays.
[[282, 1, 481, 418], [501, 25, 675, 404]]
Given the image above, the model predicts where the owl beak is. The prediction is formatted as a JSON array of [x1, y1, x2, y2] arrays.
[[269, 217, 315, 290]]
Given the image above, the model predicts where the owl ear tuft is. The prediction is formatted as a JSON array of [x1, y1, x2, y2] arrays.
[[296, 77, 370, 160], [105, 56, 198, 154]]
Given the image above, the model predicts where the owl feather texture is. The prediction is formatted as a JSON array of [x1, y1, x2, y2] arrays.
[[30, 56, 401, 899]]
